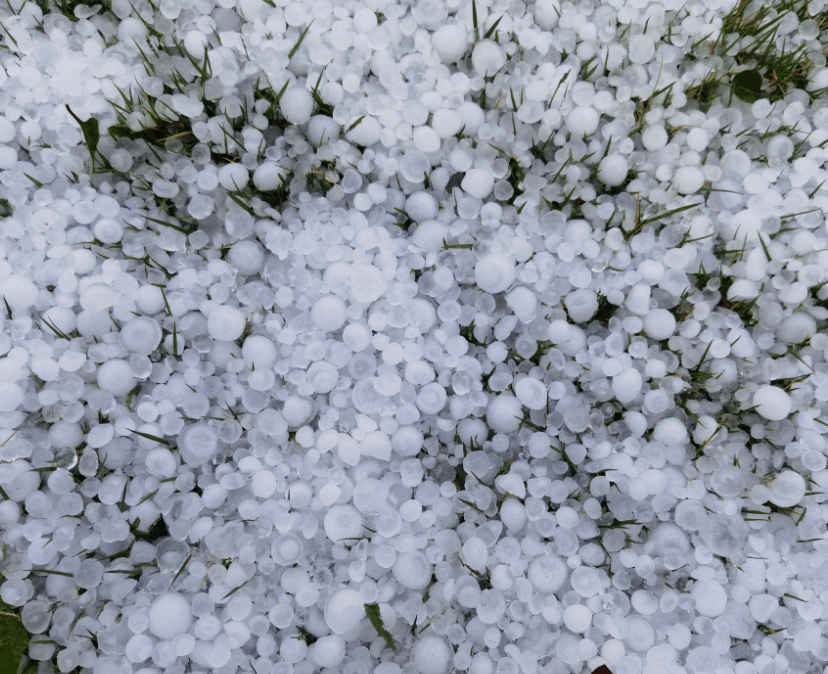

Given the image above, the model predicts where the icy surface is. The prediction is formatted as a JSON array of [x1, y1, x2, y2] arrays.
[[3, 0, 828, 674]]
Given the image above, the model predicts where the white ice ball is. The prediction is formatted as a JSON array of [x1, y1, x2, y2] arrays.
[[208, 305, 246, 342], [148, 593, 193, 639]]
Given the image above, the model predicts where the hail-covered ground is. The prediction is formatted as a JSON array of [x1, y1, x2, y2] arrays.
[[2, 0, 828, 673]]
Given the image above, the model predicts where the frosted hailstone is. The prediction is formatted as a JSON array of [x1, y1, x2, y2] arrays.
[[692, 580, 727, 618], [325, 589, 365, 635], [280, 87, 313, 125], [313, 635, 346, 668], [218, 163, 249, 191], [179, 424, 220, 467], [566, 107, 599, 137], [506, 286, 538, 323], [487, 394, 523, 434], [148, 593, 193, 639], [628, 34, 655, 64], [0, 275, 38, 312], [352, 478, 389, 514], [97, 360, 137, 397], [208, 305, 246, 341], [514, 377, 548, 410], [642, 308, 676, 340], [432, 24, 468, 63], [597, 154, 629, 186], [462, 169, 495, 199], [253, 163, 289, 191], [412, 636, 452, 674], [0, 382, 23, 413], [565, 289, 598, 323], [673, 167, 705, 194], [393, 551, 433, 589], [612, 368, 642, 404], [471, 40, 506, 77], [412, 220, 449, 253], [652, 418, 688, 445], [271, 534, 304, 566], [323, 504, 363, 542], [776, 313, 816, 344], [475, 255, 515, 293], [349, 264, 387, 303], [311, 296, 347, 332], [306, 116, 341, 147], [533, 0, 560, 29], [752, 386, 791, 420], [527, 554, 568, 594], [344, 115, 381, 147], [766, 470, 806, 508], [120, 316, 162, 354]]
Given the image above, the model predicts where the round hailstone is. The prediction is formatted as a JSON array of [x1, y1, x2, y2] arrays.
[[597, 154, 628, 187], [412, 220, 449, 253], [148, 593, 193, 639], [673, 167, 705, 194], [313, 635, 346, 669], [752, 386, 791, 421], [766, 470, 806, 508], [344, 115, 381, 147], [0, 275, 38, 312], [776, 313, 816, 344], [692, 580, 727, 618], [352, 478, 389, 514], [0, 117, 15, 143], [179, 424, 220, 466], [253, 163, 289, 191], [487, 394, 523, 434], [475, 255, 515, 294], [413, 126, 441, 153], [208, 305, 246, 341], [393, 551, 433, 589], [280, 87, 313, 125], [563, 604, 592, 633], [350, 264, 387, 303], [411, 636, 452, 674], [642, 308, 677, 340], [242, 335, 277, 369], [119, 316, 162, 353], [218, 163, 249, 191], [307, 116, 341, 147], [514, 377, 548, 410], [565, 289, 598, 323], [184, 29, 208, 56], [653, 418, 688, 445], [462, 169, 495, 199], [97, 360, 136, 397], [0, 382, 23, 413], [612, 368, 642, 404], [325, 589, 365, 635], [323, 504, 363, 543], [527, 555, 568, 594], [566, 107, 599, 137], [311, 296, 347, 332], [628, 34, 655, 64], [432, 24, 468, 63], [471, 40, 505, 77], [533, 0, 560, 29]]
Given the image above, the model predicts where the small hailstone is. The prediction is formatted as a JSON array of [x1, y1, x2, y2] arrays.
[[612, 368, 642, 404], [412, 220, 449, 253], [432, 24, 468, 63], [97, 360, 137, 397], [148, 593, 193, 638], [307, 116, 341, 146], [471, 40, 506, 77], [487, 394, 522, 433], [692, 580, 727, 618], [207, 305, 246, 341], [311, 296, 347, 332], [673, 167, 705, 194], [412, 636, 452, 674], [566, 107, 599, 137], [752, 386, 791, 421], [628, 34, 655, 64], [344, 115, 382, 146], [313, 635, 346, 668], [533, 0, 560, 29], [597, 154, 628, 187], [218, 163, 250, 191], [565, 289, 598, 323], [280, 87, 313, 125], [120, 316, 162, 354], [324, 588, 365, 634], [0, 382, 23, 413], [462, 169, 495, 199], [642, 309, 676, 340], [475, 255, 515, 294], [253, 162, 289, 191], [766, 471, 806, 508], [0, 275, 38, 312], [652, 418, 688, 445]]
